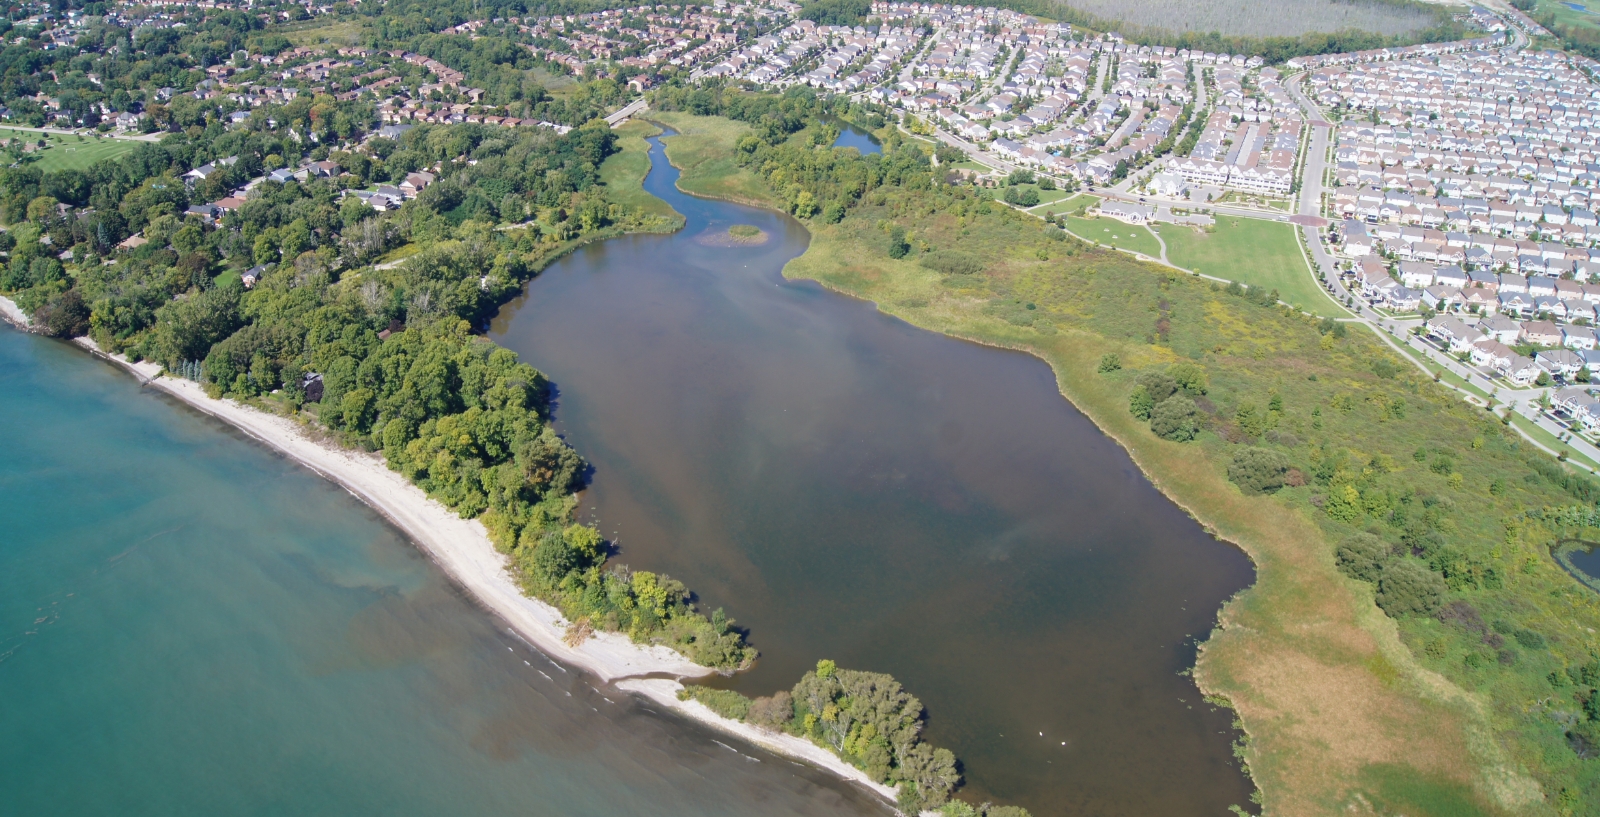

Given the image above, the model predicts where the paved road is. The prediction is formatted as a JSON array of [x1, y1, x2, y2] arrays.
[[605, 98, 649, 128]]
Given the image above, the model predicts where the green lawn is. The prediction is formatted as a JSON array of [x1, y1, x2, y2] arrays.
[[599, 119, 681, 223], [0, 128, 144, 171], [1062, 211, 1163, 259], [1161, 216, 1343, 316], [1533, 0, 1600, 33], [1028, 193, 1096, 216]]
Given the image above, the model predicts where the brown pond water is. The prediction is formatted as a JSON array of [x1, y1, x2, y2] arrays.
[[489, 134, 1257, 816]]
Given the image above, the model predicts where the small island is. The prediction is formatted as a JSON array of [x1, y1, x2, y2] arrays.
[[697, 223, 770, 247]]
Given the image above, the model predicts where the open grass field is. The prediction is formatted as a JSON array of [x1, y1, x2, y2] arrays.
[[531, 66, 578, 93], [649, 112, 782, 210], [1050, 0, 1440, 37], [0, 128, 144, 172], [1161, 217, 1343, 316], [661, 113, 1600, 816], [283, 19, 367, 47], [1533, 0, 1600, 33], [1027, 192, 1096, 216], [599, 120, 682, 224], [1061, 210, 1164, 259]]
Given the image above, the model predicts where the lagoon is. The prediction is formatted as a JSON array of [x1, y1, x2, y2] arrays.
[[488, 134, 1256, 815]]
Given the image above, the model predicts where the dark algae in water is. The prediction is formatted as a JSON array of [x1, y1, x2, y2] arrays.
[[491, 134, 1255, 816]]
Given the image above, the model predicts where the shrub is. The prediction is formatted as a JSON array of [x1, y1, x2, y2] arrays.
[[1375, 559, 1445, 617], [920, 252, 985, 276], [1514, 629, 1546, 651], [34, 288, 90, 337], [1228, 447, 1291, 495], [1135, 371, 1178, 401], [747, 691, 794, 730], [678, 686, 752, 721], [1334, 532, 1391, 583], [1168, 362, 1208, 395], [1129, 385, 1154, 419], [1097, 353, 1121, 373], [1150, 394, 1199, 441]]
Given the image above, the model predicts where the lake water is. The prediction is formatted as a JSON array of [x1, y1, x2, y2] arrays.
[[0, 328, 893, 817], [832, 121, 882, 154], [489, 134, 1257, 815], [1568, 542, 1600, 581]]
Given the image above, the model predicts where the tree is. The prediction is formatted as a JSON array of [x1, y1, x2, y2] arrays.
[[887, 225, 910, 259], [34, 288, 90, 338], [1375, 559, 1445, 617], [1129, 385, 1154, 419], [1334, 532, 1391, 582], [1150, 394, 1198, 441], [1227, 447, 1290, 495]]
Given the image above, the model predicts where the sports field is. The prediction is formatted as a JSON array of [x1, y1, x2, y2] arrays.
[[1161, 216, 1343, 315], [0, 128, 144, 171]]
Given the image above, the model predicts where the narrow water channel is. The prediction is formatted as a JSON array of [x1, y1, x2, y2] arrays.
[[489, 134, 1256, 816]]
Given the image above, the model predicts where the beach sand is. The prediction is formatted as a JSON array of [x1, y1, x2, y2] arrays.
[[0, 298, 902, 810]]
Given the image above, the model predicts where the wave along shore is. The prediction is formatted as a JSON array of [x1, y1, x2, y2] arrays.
[[0, 296, 900, 809]]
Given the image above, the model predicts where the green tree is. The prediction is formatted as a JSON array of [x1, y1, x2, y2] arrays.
[[1227, 447, 1290, 495], [1375, 559, 1445, 617], [1149, 394, 1198, 441]]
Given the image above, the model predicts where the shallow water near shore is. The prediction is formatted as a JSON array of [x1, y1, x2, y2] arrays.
[[0, 328, 893, 817], [489, 135, 1257, 815]]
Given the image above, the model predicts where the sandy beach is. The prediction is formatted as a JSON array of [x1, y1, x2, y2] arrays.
[[0, 297, 903, 810], [0, 295, 30, 329]]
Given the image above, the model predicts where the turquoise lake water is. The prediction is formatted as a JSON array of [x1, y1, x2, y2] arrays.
[[0, 327, 892, 816]]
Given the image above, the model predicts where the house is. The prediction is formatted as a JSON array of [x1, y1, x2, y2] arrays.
[[1521, 320, 1564, 347], [1499, 291, 1532, 317], [1434, 265, 1469, 289], [241, 264, 267, 288], [1564, 326, 1599, 350], [309, 160, 342, 178], [1398, 261, 1435, 289], [1388, 286, 1422, 312], [213, 196, 246, 214], [1427, 315, 1484, 353], [267, 168, 297, 184], [1149, 171, 1186, 197], [400, 171, 435, 198], [1478, 315, 1522, 344], [1470, 338, 1516, 369], [1528, 275, 1559, 298], [1537, 348, 1585, 378], [1504, 354, 1540, 386], [1423, 285, 1462, 311], [184, 203, 220, 222]]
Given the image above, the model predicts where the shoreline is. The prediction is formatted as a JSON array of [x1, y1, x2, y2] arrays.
[[0, 295, 905, 811]]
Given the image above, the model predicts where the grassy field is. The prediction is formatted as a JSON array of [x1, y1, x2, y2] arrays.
[[599, 119, 682, 224], [663, 113, 1600, 816], [0, 129, 143, 172], [1027, 193, 1097, 216], [1063, 211, 1163, 259], [649, 112, 782, 209], [1162, 217, 1344, 316], [530, 65, 578, 93], [1533, 0, 1600, 33], [283, 18, 366, 47], [1050, 0, 1439, 37]]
